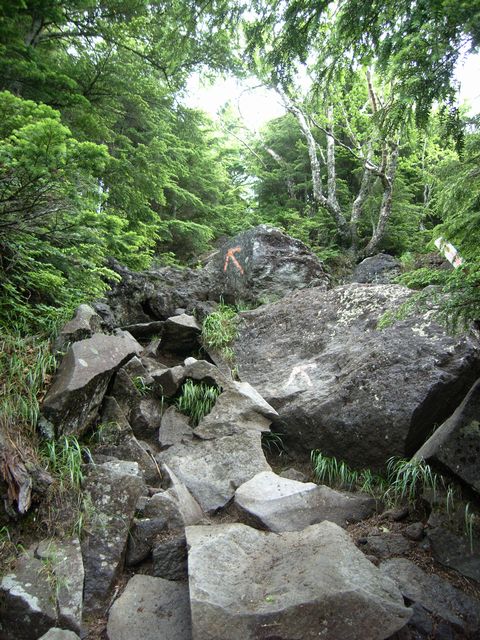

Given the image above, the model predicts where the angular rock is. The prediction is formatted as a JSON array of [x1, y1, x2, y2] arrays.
[[121, 320, 164, 340], [194, 381, 276, 439], [186, 521, 411, 640], [279, 467, 309, 482], [350, 254, 402, 284], [53, 304, 101, 353], [380, 558, 480, 636], [235, 283, 480, 469], [234, 471, 378, 532], [109, 368, 142, 420], [152, 532, 187, 581], [38, 631, 80, 640], [0, 550, 58, 640], [404, 522, 424, 541], [415, 378, 480, 495], [130, 397, 163, 440], [99, 395, 132, 433], [427, 526, 480, 582], [43, 333, 142, 436], [92, 301, 117, 331], [35, 538, 84, 634], [163, 465, 203, 525], [161, 314, 201, 354], [151, 365, 185, 397], [365, 533, 413, 559], [122, 356, 154, 386], [158, 406, 193, 448], [81, 463, 146, 615], [106, 575, 191, 640], [157, 431, 271, 513], [204, 224, 329, 305]]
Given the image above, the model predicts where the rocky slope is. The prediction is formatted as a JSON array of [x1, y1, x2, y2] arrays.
[[1, 226, 479, 640]]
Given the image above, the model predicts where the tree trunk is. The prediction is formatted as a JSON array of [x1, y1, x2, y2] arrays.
[[363, 142, 400, 256], [266, 147, 297, 200]]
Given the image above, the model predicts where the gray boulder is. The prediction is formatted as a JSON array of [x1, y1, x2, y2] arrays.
[[380, 558, 480, 637], [158, 406, 193, 448], [161, 314, 201, 354], [106, 575, 191, 640], [204, 224, 329, 305], [235, 283, 480, 469], [81, 463, 146, 614], [0, 538, 83, 640], [186, 521, 411, 640], [364, 533, 413, 559], [152, 532, 187, 580], [38, 631, 80, 640], [157, 431, 271, 513], [350, 254, 402, 284], [121, 320, 164, 340], [53, 304, 101, 353], [43, 333, 142, 436], [234, 471, 378, 532], [415, 378, 480, 495]]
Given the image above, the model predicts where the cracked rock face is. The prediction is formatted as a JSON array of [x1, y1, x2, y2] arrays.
[[186, 521, 411, 640], [235, 283, 480, 469]]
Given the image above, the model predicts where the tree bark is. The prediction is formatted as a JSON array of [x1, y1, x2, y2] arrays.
[[265, 147, 297, 200]]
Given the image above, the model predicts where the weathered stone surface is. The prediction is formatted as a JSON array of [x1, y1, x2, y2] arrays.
[[404, 522, 424, 541], [380, 558, 480, 636], [95, 428, 160, 486], [350, 254, 402, 284], [235, 283, 480, 469], [121, 321, 164, 340], [81, 463, 146, 615], [43, 333, 142, 436], [0, 550, 58, 640], [152, 532, 187, 580], [53, 304, 101, 353], [234, 471, 378, 532], [106, 259, 211, 325], [92, 301, 117, 331], [364, 533, 413, 559], [122, 356, 154, 386], [427, 526, 480, 582], [106, 575, 191, 640], [109, 368, 142, 420], [161, 314, 201, 354], [279, 467, 309, 482], [159, 406, 193, 448], [130, 397, 163, 440], [163, 465, 203, 525], [152, 365, 185, 397], [186, 521, 411, 640], [157, 431, 271, 513], [415, 378, 480, 495], [35, 539, 84, 634], [38, 630, 80, 640], [194, 381, 276, 439], [204, 224, 329, 305]]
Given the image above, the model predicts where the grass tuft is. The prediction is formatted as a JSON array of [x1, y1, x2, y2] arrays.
[[201, 302, 238, 363], [175, 379, 221, 427]]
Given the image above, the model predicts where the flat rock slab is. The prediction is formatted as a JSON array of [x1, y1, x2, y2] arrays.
[[106, 575, 191, 640], [43, 332, 141, 436], [234, 471, 378, 532], [380, 558, 480, 636], [235, 283, 480, 469], [81, 464, 146, 615], [416, 378, 480, 495], [186, 521, 411, 640], [157, 431, 271, 513]]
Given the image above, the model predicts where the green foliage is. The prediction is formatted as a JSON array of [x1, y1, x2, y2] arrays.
[[201, 303, 238, 361], [43, 436, 90, 489], [385, 457, 440, 505], [132, 376, 152, 397], [261, 431, 285, 455], [310, 451, 387, 496], [175, 379, 221, 427], [396, 268, 447, 290]]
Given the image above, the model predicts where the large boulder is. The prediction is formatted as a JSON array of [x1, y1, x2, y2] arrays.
[[204, 224, 329, 305], [81, 462, 147, 615], [106, 575, 191, 640], [186, 521, 411, 640], [235, 284, 480, 469], [53, 304, 101, 353], [42, 333, 142, 436], [350, 254, 402, 284], [415, 378, 480, 495], [234, 471, 378, 532]]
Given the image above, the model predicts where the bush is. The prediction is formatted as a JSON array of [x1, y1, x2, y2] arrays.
[[175, 379, 221, 426]]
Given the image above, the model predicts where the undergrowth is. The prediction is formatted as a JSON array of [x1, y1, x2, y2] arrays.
[[201, 302, 238, 364], [175, 379, 221, 427]]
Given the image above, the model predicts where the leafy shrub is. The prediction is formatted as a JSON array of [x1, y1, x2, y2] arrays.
[[175, 379, 221, 426]]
